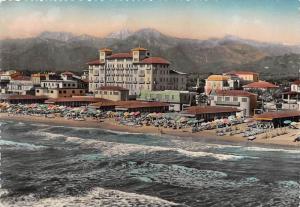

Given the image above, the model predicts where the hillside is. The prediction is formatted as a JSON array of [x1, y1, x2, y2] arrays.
[[1, 28, 300, 77]]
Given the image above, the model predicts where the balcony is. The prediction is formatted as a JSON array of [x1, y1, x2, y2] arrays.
[[215, 101, 240, 106], [138, 73, 145, 77]]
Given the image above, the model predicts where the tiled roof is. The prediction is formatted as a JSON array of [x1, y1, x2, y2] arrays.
[[89, 101, 117, 107], [292, 80, 300, 85], [45, 97, 110, 103], [107, 53, 133, 59], [141, 57, 170, 65], [243, 80, 278, 89], [213, 90, 256, 97], [99, 48, 112, 52], [207, 75, 228, 81], [254, 110, 300, 121], [131, 47, 147, 51], [87, 59, 105, 65], [12, 76, 31, 81], [185, 106, 240, 115], [115, 101, 169, 109], [97, 86, 129, 91], [7, 95, 47, 100], [226, 71, 258, 75]]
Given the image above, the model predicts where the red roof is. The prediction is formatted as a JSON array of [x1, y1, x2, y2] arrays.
[[292, 80, 300, 85], [7, 95, 47, 100], [115, 101, 169, 109], [255, 110, 300, 121], [243, 81, 278, 89], [45, 97, 111, 103], [185, 106, 240, 115], [141, 57, 170, 65], [12, 76, 31, 81], [97, 86, 129, 91], [226, 71, 258, 75], [87, 59, 104, 65], [214, 90, 257, 97], [107, 53, 133, 59]]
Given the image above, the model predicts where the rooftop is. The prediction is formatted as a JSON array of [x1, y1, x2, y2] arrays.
[[87, 59, 104, 65], [5, 95, 47, 100], [212, 90, 257, 97], [254, 110, 300, 121], [131, 47, 148, 51], [107, 53, 133, 59], [45, 97, 110, 103], [243, 80, 278, 89], [185, 106, 240, 115], [99, 48, 112, 52], [97, 86, 129, 91], [141, 57, 170, 65], [207, 75, 228, 81], [226, 71, 258, 75], [292, 80, 300, 85], [12, 76, 31, 81], [115, 100, 169, 109]]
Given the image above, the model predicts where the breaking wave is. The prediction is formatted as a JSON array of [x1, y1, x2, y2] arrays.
[[2, 187, 182, 207], [65, 136, 249, 161], [0, 140, 46, 150]]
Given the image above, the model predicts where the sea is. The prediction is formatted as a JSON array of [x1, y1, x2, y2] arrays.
[[0, 120, 299, 207]]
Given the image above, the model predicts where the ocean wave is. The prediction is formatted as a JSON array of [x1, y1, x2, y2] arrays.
[[0, 140, 46, 150], [125, 162, 262, 190], [244, 146, 300, 154], [2, 187, 182, 207], [64, 136, 248, 161], [103, 129, 143, 135]]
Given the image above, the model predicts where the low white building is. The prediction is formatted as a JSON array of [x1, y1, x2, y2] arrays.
[[209, 90, 257, 117], [7, 76, 35, 95]]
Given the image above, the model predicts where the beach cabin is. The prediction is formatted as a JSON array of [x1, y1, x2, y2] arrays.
[[254, 111, 300, 128]]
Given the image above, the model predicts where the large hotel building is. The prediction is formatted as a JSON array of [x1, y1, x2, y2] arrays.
[[87, 48, 187, 96]]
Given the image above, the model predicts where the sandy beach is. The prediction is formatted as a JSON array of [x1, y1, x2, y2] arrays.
[[1, 112, 300, 149]]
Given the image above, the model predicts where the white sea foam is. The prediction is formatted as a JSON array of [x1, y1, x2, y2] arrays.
[[0, 140, 46, 150], [2, 187, 181, 207], [64, 136, 247, 161], [244, 146, 300, 154]]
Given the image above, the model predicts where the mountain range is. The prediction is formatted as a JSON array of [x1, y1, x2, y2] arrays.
[[1, 28, 300, 78]]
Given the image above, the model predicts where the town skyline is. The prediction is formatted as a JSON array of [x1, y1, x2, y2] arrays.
[[1, 0, 300, 44]]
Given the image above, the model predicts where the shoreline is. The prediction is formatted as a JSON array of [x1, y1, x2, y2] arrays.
[[1, 113, 300, 149]]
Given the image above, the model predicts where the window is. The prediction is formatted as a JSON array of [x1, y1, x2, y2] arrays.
[[113, 91, 119, 95], [59, 90, 62, 94], [63, 84, 66, 87], [233, 97, 238, 102], [242, 98, 248, 102], [50, 90, 53, 94], [63, 90, 66, 94], [217, 96, 222, 102], [72, 84, 75, 87], [36, 90, 40, 93], [104, 91, 107, 95], [72, 90, 75, 94], [80, 90, 83, 94], [225, 97, 230, 101]]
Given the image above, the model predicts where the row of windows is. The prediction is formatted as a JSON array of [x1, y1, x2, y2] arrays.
[[216, 96, 248, 102]]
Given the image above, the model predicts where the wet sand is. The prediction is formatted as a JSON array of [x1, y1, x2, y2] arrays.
[[1, 113, 300, 149]]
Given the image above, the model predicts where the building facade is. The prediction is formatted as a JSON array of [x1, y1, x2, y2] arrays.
[[7, 76, 35, 95], [138, 90, 196, 111], [88, 48, 187, 96], [94, 86, 129, 101], [205, 75, 240, 95], [224, 71, 259, 84], [35, 80, 85, 98], [209, 90, 257, 117]]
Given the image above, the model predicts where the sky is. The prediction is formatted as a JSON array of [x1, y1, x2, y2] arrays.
[[1, 0, 300, 44]]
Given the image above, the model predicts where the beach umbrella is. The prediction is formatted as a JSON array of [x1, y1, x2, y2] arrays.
[[283, 120, 292, 125]]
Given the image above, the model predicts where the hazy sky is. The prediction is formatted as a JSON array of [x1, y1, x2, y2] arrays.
[[1, 0, 300, 44]]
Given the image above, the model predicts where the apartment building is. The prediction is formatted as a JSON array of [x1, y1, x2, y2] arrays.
[[87, 48, 187, 96], [7, 76, 35, 95], [224, 71, 259, 84], [204, 75, 240, 95]]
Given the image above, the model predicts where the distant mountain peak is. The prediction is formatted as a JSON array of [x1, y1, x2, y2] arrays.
[[107, 28, 133, 40]]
